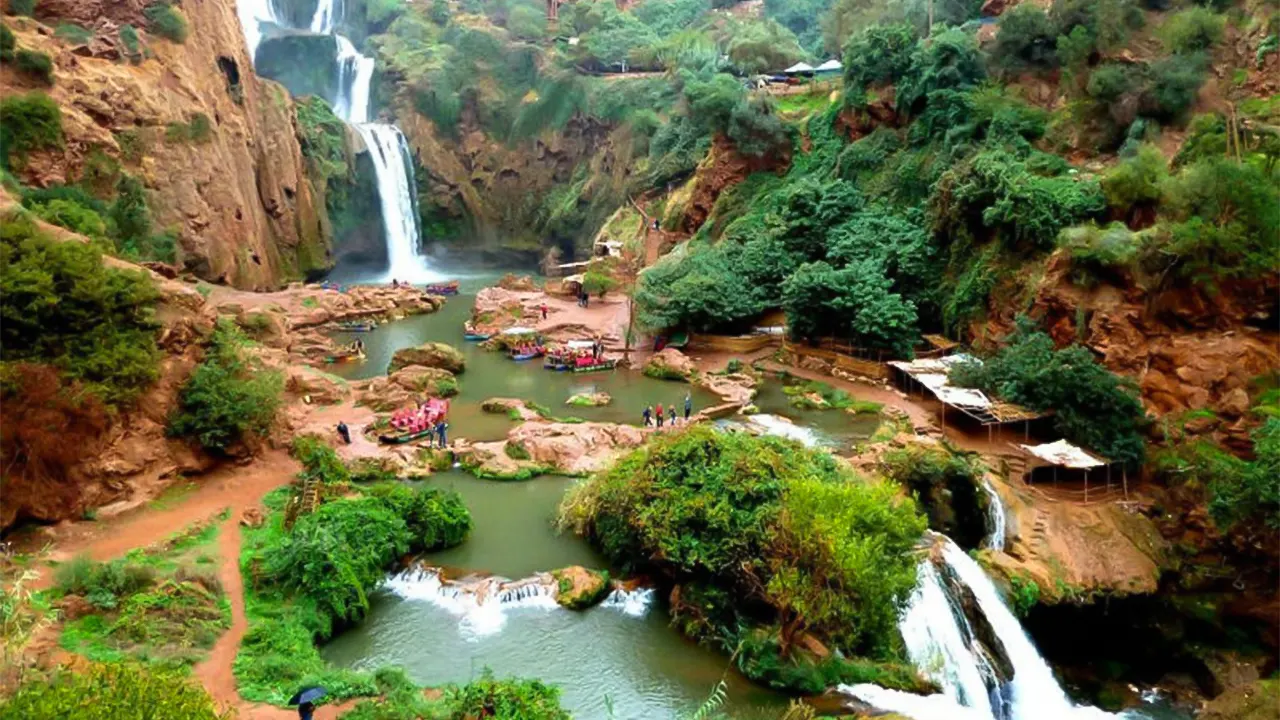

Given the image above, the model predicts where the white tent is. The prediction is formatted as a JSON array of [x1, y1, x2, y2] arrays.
[[783, 62, 815, 74], [814, 59, 843, 73], [501, 326, 536, 335], [1018, 440, 1107, 469]]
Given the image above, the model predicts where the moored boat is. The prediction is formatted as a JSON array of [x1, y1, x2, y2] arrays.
[[425, 280, 460, 295], [570, 358, 618, 373], [337, 320, 377, 332]]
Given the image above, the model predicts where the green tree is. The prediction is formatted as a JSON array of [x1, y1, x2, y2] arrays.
[[782, 259, 919, 357], [0, 92, 63, 168], [991, 4, 1059, 73], [109, 174, 152, 251], [841, 22, 916, 92], [168, 320, 283, 452], [1159, 7, 1224, 54]]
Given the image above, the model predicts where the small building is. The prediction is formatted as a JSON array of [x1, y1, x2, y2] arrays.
[[782, 61, 815, 77], [813, 59, 843, 76]]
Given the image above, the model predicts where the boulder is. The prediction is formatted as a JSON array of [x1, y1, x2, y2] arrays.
[[389, 342, 466, 374], [285, 366, 351, 405], [509, 422, 646, 475], [496, 273, 538, 292], [643, 348, 696, 381], [551, 566, 610, 610], [481, 397, 543, 421], [696, 372, 757, 406], [566, 392, 612, 407], [354, 366, 457, 412]]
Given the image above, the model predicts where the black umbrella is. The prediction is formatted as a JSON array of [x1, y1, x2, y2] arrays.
[[287, 686, 327, 705]]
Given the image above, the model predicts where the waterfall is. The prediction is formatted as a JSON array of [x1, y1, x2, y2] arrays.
[[235, 0, 281, 64], [352, 124, 438, 282], [842, 536, 1126, 720], [981, 479, 1007, 552], [601, 587, 654, 617], [309, 0, 342, 33], [332, 36, 373, 124]]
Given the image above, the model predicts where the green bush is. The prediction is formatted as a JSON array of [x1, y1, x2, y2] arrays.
[[1159, 7, 1225, 54], [1155, 418, 1279, 532], [0, 213, 160, 405], [841, 22, 915, 92], [165, 113, 213, 144], [443, 670, 569, 720], [144, 3, 188, 43], [54, 22, 93, 45], [1058, 222, 1141, 278], [14, 48, 52, 84], [0, 662, 226, 719], [168, 319, 283, 452], [0, 23, 14, 61], [581, 268, 618, 297], [6, 0, 34, 16], [991, 4, 1059, 73], [883, 444, 988, 549], [0, 92, 62, 167], [119, 24, 141, 59], [950, 316, 1147, 464], [560, 426, 926, 687], [261, 497, 410, 625], [291, 435, 351, 485], [1100, 144, 1167, 213], [364, 482, 472, 552]]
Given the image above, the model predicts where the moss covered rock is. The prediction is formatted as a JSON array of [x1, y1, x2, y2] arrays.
[[566, 392, 611, 407], [551, 566, 609, 610]]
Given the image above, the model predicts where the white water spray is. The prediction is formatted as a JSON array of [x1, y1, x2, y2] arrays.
[[601, 587, 654, 617], [383, 568, 559, 639], [843, 536, 1127, 720], [352, 124, 440, 283], [332, 35, 373, 124]]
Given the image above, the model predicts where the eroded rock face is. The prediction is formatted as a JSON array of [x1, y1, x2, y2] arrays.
[[1, 9, 329, 288], [510, 421, 646, 475], [644, 348, 696, 380], [696, 372, 758, 406], [389, 342, 466, 374], [481, 398, 542, 421], [285, 366, 351, 406]]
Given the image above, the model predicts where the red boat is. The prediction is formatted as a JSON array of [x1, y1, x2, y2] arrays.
[[380, 398, 449, 444]]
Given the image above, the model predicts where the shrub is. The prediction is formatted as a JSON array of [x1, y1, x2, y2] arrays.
[[364, 482, 472, 552], [443, 670, 569, 720], [1100, 144, 1167, 213], [144, 2, 189, 43], [0, 662, 225, 719], [1058, 222, 1142, 279], [0, 92, 62, 167], [291, 435, 351, 485], [13, 48, 51, 84], [0, 214, 160, 405], [560, 426, 926, 682], [54, 555, 156, 609], [6, 0, 34, 16], [119, 24, 141, 60], [54, 22, 93, 45], [1156, 419, 1279, 532], [841, 22, 916, 92], [29, 198, 108, 238], [581, 268, 618, 297], [168, 320, 283, 452], [261, 497, 410, 625], [165, 113, 213, 144], [0, 23, 13, 61], [1159, 7, 1225, 54], [883, 445, 988, 549], [991, 4, 1059, 73], [950, 316, 1147, 464]]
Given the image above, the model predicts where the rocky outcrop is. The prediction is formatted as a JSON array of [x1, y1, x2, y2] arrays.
[[354, 366, 457, 412], [671, 135, 788, 236], [285, 365, 351, 406], [644, 348, 696, 381], [551, 566, 610, 610], [481, 397, 543, 422], [496, 273, 538, 291], [457, 421, 646, 479], [696, 371, 758, 406], [566, 392, 611, 407], [1, 8, 331, 289], [389, 342, 466, 374], [469, 286, 537, 336]]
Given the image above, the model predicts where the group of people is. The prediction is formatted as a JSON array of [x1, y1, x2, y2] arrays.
[[643, 394, 693, 428], [511, 342, 544, 358]]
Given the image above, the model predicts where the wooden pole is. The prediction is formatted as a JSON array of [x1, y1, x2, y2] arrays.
[[1085, 471, 1089, 503], [1123, 466, 1129, 500]]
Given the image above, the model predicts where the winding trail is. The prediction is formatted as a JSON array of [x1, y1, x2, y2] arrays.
[[28, 451, 355, 718]]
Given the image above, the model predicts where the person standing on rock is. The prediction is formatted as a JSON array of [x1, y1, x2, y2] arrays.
[[643, 405, 652, 427], [668, 406, 677, 426], [684, 393, 692, 421], [337, 421, 351, 445], [541, 303, 548, 320], [435, 420, 448, 448], [656, 403, 664, 428]]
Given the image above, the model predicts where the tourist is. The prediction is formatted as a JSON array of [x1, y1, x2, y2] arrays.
[[643, 405, 652, 427], [669, 406, 677, 426], [298, 701, 315, 720], [652, 218, 659, 231], [656, 403, 664, 427], [541, 303, 548, 320], [336, 421, 351, 444], [392, 279, 399, 288], [684, 393, 692, 421], [436, 420, 448, 448]]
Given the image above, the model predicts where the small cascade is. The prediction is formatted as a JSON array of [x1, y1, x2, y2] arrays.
[[309, 0, 342, 33], [601, 587, 654, 617], [332, 36, 373, 124], [235, 0, 281, 64], [981, 479, 1007, 552], [383, 567, 559, 639], [842, 535, 1125, 720], [744, 414, 826, 447]]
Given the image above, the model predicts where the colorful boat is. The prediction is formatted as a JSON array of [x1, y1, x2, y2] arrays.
[[379, 398, 449, 445], [570, 358, 618, 373], [324, 350, 365, 364], [337, 320, 377, 332], [425, 280, 460, 295], [510, 348, 545, 361], [378, 428, 435, 445], [464, 332, 491, 341]]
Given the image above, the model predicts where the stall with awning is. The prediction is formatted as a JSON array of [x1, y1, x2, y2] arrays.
[[1016, 440, 1127, 501], [888, 354, 1046, 438]]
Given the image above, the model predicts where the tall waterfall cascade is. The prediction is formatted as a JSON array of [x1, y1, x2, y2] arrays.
[[981, 479, 1007, 551], [234, 0, 442, 282], [843, 536, 1139, 720]]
